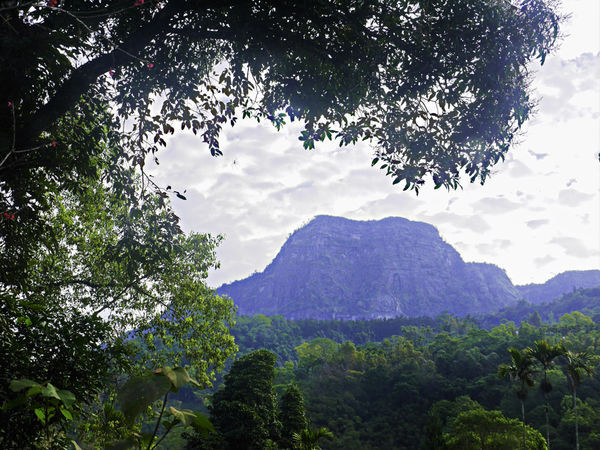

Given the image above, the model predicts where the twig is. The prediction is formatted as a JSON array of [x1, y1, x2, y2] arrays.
[[147, 391, 169, 450], [0, 12, 19, 34], [49, 4, 149, 64]]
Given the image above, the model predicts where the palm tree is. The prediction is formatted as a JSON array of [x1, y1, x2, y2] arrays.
[[498, 347, 537, 450], [527, 340, 565, 450], [292, 427, 334, 450], [562, 349, 596, 450]]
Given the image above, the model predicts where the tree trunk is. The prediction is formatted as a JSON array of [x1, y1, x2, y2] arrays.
[[521, 399, 526, 450], [574, 386, 579, 450], [544, 394, 550, 450], [544, 371, 551, 450]]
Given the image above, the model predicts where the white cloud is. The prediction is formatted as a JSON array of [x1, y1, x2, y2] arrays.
[[472, 197, 523, 215], [526, 219, 549, 229], [549, 237, 599, 258], [557, 189, 594, 206], [535, 52, 600, 121], [418, 212, 491, 234], [534, 255, 556, 267]]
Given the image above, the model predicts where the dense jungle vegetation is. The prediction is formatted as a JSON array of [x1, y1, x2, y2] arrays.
[[0, 0, 566, 448], [216, 304, 600, 449]]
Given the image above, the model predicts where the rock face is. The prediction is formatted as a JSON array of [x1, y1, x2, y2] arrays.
[[516, 270, 600, 305], [218, 216, 522, 319]]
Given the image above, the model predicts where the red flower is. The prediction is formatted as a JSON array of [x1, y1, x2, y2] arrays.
[[147, 62, 154, 69], [134, 0, 144, 5], [47, 0, 58, 7], [109, 70, 115, 77], [51, 141, 57, 147], [7, 101, 12, 107]]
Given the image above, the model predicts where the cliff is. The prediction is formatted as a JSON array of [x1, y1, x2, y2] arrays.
[[218, 216, 523, 318]]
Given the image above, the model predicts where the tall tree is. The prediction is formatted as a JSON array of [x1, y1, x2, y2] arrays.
[[208, 350, 281, 449], [279, 384, 308, 450], [528, 340, 565, 450], [498, 347, 537, 450], [561, 349, 596, 450]]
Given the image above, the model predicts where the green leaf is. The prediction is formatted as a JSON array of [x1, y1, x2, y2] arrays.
[[191, 411, 215, 436], [156, 366, 201, 392], [118, 374, 171, 424], [57, 389, 76, 408], [371, 157, 379, 166], [168, 406, 197, 427], [26, 386, 42, 397], [1, 396, 27, 410], [34, 408, 46, 423], [41, 383, 62, 401], [9, 379, 41, 392], [60, 406, 73, 421]]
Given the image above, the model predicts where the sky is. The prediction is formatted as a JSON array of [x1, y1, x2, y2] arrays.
[[148, 0, 600, 288]]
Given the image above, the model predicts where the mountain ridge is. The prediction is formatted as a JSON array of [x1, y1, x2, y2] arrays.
[[218, 215, 599, 319]]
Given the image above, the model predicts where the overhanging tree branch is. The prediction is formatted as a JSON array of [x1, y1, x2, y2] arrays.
[[19, 0, 184, 146]]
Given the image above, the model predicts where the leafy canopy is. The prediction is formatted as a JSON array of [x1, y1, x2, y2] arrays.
[[0, 0, 562, 197]]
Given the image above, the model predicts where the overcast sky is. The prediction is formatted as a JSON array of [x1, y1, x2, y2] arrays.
[[148, 0, 600, 288]]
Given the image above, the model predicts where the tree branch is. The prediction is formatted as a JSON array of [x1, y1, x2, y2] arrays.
[[19, 0, 185, 147]]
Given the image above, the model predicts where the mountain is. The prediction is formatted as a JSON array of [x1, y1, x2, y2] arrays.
[[218, 216, 600, 319], [477, 286, 600, 329], [219, 216, 521, 319], [516, 270, 600, 305]]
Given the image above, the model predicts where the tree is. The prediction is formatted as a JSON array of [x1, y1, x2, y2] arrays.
[[528, 340, 565, 449], [561, 349, 596, 450], [529, 312, 543, 328], [0, 295, 127, 446], [445, 407, 547, 450], [208, 350, 281, 449], [1, 0, 562, 199], [292, 427, 334, 450], [498, 347, 537, 450], [422, 407, 448, 450], [0, 160, 237, 444], [279, 384, 308, 449]]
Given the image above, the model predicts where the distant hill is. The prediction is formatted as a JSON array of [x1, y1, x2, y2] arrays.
[[477, 287, 600, 329], [218, 216, 600, 319], [516, 270, 600, 304]]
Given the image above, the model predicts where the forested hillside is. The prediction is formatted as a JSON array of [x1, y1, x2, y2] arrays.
[[228, 287, 600, 364], [517, 271, 600, 305], [217, 307, 600, 449]]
